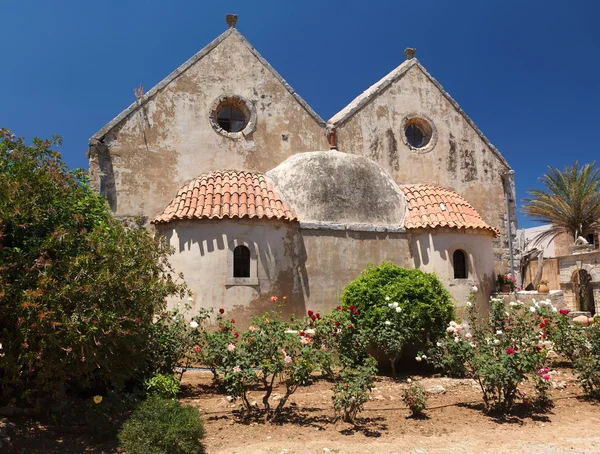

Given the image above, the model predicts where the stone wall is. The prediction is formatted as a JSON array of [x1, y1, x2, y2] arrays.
[[332, 62, 514, 274]]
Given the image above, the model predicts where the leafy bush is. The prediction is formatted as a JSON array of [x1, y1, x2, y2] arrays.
[[428, 290, 554, 412], [118, 398, 204, 454], [402, 382, 427, 417], [144, 373, 181, 399], [85, 390, 142, 439], [0, 130, 187, 404], [332, 357, 377, 423], [544, 308, 586, 362], [574, 319, 600, 398], [150, 305, 211, 379], [340, 262, 454, 376]]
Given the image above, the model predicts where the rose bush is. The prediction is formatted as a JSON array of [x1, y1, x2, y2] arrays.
[[427, 290, 554, 412]]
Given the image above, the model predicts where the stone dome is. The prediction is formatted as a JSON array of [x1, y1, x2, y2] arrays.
[[266, 151, 406, 226]]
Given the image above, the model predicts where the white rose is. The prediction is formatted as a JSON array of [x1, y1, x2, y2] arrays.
[[454, 336, 460, 343], [421, 355, 427, 360], [496, 330, 503, 335], [393, 302, 399, 308], [436, 342, 443, 347], [385, 296, 391, 301], [384, 320, 391, 326], [472, 286, 478, 292], [396, 307, 402, 313], [189, 321, 199, 329], [493, 339, 500, 345], [466, 301, 472, 307], [530, 307, 536, 313], [415, 356, 422, 362], [388, 303, 393, 308], [469, 342, 476, 348], [509, 301, 517, 307]]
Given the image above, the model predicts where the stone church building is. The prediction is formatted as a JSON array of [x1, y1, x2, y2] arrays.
[[88, 15, 516, 322]]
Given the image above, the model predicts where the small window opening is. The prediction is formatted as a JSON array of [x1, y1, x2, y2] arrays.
[[405, 124, 425, 148], [453, 250, 467, 279], [233, 245, 251, 278], [586, 233, 595, 247], [217, 104, 247, 132]]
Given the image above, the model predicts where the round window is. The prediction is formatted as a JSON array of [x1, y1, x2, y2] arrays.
[[217, 104, 247, 133], [209, 95, 257, 139], [401, 116, 436, 152]]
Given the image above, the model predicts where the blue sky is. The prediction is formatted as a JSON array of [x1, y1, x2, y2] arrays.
[[1, 0, 599, 228]]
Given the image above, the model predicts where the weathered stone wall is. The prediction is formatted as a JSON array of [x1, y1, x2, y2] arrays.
[[409, 230, 496, 311], [333, 63, 513, 273], [558, 250, 600, 312], [89, 30, 328, 223], [158, 217, 497, 325], [157, 218, 305, 327]]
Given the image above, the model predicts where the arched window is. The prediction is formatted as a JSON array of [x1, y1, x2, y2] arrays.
[[453, 250, 467, 279], [233, 245, 251, 278]]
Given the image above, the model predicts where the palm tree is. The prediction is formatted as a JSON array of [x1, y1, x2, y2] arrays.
[[523, 161, 600, 244]]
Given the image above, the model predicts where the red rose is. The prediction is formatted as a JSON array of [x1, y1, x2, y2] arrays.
[[309, 321, 314, 327], [233, 332, 239, 339], [270, 296, 278, 302], [539, 322, 546, 328], [348, 324, 354, 329], [219, 325, 224, 330], [349, 305, 355, 311], [231, 318, 235, 324], [300, 331, 305, 336], [332, 331, 337, 337], [193, 344, 201, 354], [307, 310, 314, 317], [506, 347, 515, 355], [335, 321, 340, 327], [352, 309, 359, 316], [316, 313, 321, 320], [219, 308, 225, 314], [311, 315, 316, 321], [559, 309, 569, 315], [336, 305, 342, 311]]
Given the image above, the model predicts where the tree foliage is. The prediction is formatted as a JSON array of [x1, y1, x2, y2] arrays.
[[0, 130, 187, 404], [523, 161, 600, 243]]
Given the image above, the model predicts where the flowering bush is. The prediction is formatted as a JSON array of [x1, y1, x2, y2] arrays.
[[496, 273, 517, 292], [0, 130, 188, 404], [150, 303, 211, 379], [402, 382, 427, 417], [340, 262, 454, 375], [332, 357, 377, 423], [573, 319, 600, 398], [428, 290, 554, 412], [542, 307, 586, 362]]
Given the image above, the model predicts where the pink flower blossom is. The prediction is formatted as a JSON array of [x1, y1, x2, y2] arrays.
[[233, 365, 241, 373], [270, 296, 278, 302], [559, 309, 570, 315], [284, 355, 292, 364], [506, 347, 515, 355], [227, 343, 236, 352], [301, 336, 311, 345], [249, 325, 256, 332], [542, 374, 550, 381], [193, 345, 201, 354]]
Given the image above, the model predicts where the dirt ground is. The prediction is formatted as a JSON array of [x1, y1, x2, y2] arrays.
[[8, 368, 600, 453]]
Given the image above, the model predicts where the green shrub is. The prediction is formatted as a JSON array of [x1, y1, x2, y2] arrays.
[[340, 262, 454, 375], [332, 356, 377, 423], [85, 390, 142, 439], [402, 382, 427, 417], [144, 373, 181, 399], [118, 398, 204, 454], [0, 130, 187, 404]]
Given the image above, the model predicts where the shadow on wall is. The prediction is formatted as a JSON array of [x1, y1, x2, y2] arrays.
[[98, 146, 117, 212], [158, 222, 310, 325]]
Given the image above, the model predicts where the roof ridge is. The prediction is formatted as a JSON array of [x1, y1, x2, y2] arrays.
[[91, 29, 324, 143]]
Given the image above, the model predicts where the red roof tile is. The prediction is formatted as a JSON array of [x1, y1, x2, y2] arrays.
[[400, 184, 500, 237], [152, 171, 297, 224]]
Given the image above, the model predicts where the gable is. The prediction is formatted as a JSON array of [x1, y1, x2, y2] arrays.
[[88, 28, 328, 222]]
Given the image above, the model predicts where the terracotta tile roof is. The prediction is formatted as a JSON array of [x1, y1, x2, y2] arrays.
[[400, 184, 500, 237], [152, 171, 297, 224]]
